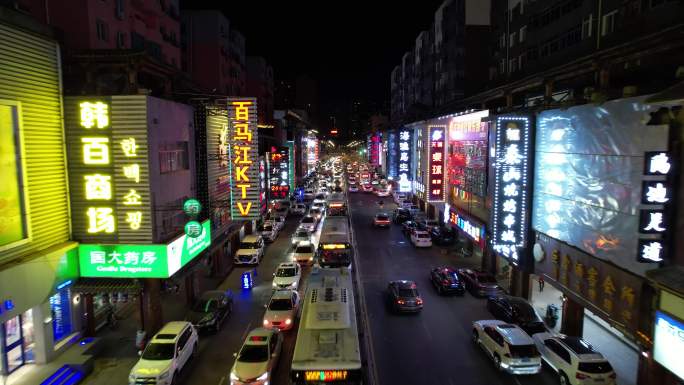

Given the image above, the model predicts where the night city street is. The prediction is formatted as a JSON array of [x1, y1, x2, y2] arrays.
[[2, 1, 684, 385]]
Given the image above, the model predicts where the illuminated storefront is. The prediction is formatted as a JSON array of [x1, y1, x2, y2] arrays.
[[268, 146, 291, 200], [228, 98, 260, 220]]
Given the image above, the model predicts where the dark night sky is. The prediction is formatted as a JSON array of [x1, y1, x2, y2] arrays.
[[182, 1, 445, 118]]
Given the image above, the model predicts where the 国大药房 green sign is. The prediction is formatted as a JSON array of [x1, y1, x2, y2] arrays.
[[79, 220, 211, 278]]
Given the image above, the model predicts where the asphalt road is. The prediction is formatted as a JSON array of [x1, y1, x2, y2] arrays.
[[349, 192, 558, 385]]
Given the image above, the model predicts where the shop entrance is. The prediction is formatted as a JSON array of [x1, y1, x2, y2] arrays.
[[0, 310, 35, 375], [529, 274, 563, 334]]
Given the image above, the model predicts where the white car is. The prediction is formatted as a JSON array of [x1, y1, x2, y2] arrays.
[[291, 228, 312, 246], [472, 320, 542, 375], [292, 203, 307, 215], [348, 184, 359, 193], [272, 262, 301, 290], [410, 230, 433, 247], [263, 289, 301, 331], [309, 208, 324, 221], [532, 333, 616, 385], [299, 215, 317, 232], [292, 241, 316, 264], [230, 328, 282, 385], [129, 321, 198, 385], [268, 216, 285, 231], [234, 235, 265, 265], [374, 188, 390, 197], [259, 223, 278, 243]]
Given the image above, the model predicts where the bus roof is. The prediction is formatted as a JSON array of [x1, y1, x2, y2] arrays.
[[319, 217, 350, 245]]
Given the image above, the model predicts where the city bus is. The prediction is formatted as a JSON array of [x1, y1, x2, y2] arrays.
[[290, 268, 363, 385], [326, 192, 347, 216], [317, 216, 352, 268]]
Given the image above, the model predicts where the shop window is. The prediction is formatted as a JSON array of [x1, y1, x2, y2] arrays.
[[159, 142, 189, 174], [96, 19, 108, 42], [49, 289, 72, 342]]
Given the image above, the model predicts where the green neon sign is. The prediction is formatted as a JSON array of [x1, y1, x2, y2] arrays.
[[79, 220, 211, 278]]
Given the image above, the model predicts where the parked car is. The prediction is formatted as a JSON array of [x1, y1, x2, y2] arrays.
[[309, 208, 324, 221], [416, 219, 440, 231], [430, 267, 465, 295], [472, 320, 542, 375], [258, 222, 278, 242], [234, 235, 265, 265], [292, 241, 316, 264], [272, 262, 301, 290], [129, 321, 198, 385], [410, 230, 433, 247], [486, 295, 547, 336], [532, 333, 616, 385], [299, 215, 317, 232], [401, 220, 420, 236], [291, 228, 312, 246], [373, 213, 391, 228], [275, 206, 289, 218], [374, 188, 390, 197], [430, 226, 457, 246], [393, 208, 413, 224], [186, 290, 233, 332], [457, 268, 504, 297], [271, 215, 286, 231], [392, 192, 408, 204], [292, 203, 307, 215], [399, 199, 414, 209], [230, 328, 283, 385], [263, 289, 301, 331], [387, 280, 423, 313]]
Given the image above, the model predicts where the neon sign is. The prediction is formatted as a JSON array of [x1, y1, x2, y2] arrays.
[[492, 116, 532, 261], [428, 126, 446, 202], [449, 209, 485, 247], [369, 133, 381, 167], [398, 129, 412, 192], [637, 151, 673, 263], [228, 98, 259, 219], [268, 146, 290, 199]]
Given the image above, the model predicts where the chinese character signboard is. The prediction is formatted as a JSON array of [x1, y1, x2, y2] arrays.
[[428, 125, 446, 202], [397, 128, 412, 192], [268, 146, 290, 199], [79, 219, 211, 278], [228, 98, 260, 220], [448, 208, 485, 249], [65, 97, 152, 243], [654, 311, 684, 381], [387, 130, 397, 180], [285, 142, 296, 194], [369, 133, 381, 167], [637, 151, 673, 263], [446, 110, 489, 200], [491, 116, 533, 262]]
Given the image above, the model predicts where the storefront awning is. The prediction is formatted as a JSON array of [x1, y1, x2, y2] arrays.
[[646, 266, 684, 297], [72, 278, 142, 294]]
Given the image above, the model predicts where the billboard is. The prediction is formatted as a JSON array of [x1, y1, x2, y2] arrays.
[[491, 115, 533, 262], [268, 146, 290, 199], [79, 220, 211, 278], [446, 110, 489, 200], [532, 97, 670, 276], [397, 128, 412, 192], [654, 311, 684, 381], [427, 125, 446, 202], [228, 98, 260, 220]]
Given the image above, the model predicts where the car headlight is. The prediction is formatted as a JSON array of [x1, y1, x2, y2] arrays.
[[256, 372, 269, 381], [230, 372, 239, 381], [128, 374, 136, 383], [272, 281, 278, 288], [263, 319, 269, 326], [285, 318, 292, 325], [158, 371, 170, 379]]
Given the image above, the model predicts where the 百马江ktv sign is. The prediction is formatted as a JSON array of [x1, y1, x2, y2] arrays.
[[228, 98, 260, 219], [79, 220, 211, 278]]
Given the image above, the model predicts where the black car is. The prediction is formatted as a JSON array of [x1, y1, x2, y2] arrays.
[[430, 267, 465, 295], [186, 290, 233, 332], [401, 221, 419, 236], [392, 208, 413, 224], [387, 280, 423, 313], [486, 295, 547, 335], [457, 268, 504, 297], [430, 226, 457, 246]]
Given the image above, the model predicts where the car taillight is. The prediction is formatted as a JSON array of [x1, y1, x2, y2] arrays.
[[397, 299, 405, 305], [416, 298, 423, 305], [609, 373, 617, 379], [442, 280, 450, 285], [576, 373, 590, 380]]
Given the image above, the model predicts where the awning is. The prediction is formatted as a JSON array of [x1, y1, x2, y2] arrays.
[[72, 278, 142, 294], [646, 266, 684, 297]]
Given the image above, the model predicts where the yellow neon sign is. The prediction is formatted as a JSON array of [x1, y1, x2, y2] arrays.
[[231, 100, 255, 218], [80, 101, 109, 129], [84, 174, 112, 200], [123, 189, 142, 205], [82, 137, 110, 164], [123, 164, 140, 183], [126, 211, 143, 230], [87, 207, 115, 233], [121, 138, 138, 157]]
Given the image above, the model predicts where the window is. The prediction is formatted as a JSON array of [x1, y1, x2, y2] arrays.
[[509, 58, 517, 73], [582, 14, 593, 39], [499, 34, 506, 49], [159, 142, 189, 173], [545, 339, 571, 363], [115, 0, 124, 20], [601, 10, 617, 36], [518, 54, 524, 71], [510, 32, 517, 47], [499, 59, 506, 75], [96, 19, 108, 42], [519, 26, 527, 43], [116, 32, 126, 48]]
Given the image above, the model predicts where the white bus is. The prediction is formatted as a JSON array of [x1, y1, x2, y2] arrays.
[[290, 268, 363, 384], [326, 192, 347, 216], [317, 216, 352, 268]]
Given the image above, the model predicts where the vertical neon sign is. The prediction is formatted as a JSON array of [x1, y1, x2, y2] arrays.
[[428, 125, 446, 202]]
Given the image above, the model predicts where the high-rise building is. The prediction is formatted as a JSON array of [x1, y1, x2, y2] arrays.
[[247, 56, 275, 126], [181, 10, 246, 96]]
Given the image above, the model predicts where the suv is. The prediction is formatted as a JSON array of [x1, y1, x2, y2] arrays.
[[533, 333, 616, 385], [129, 321, 198, 385], [234, 235, 265, 265], [272, 262, 302, 290], [458, 268, 504, 297], [486, 295, 547, 336], [472, 320, 542, 375]]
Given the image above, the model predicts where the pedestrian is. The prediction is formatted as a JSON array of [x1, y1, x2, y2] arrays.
[[538, 275, 545, 292]]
